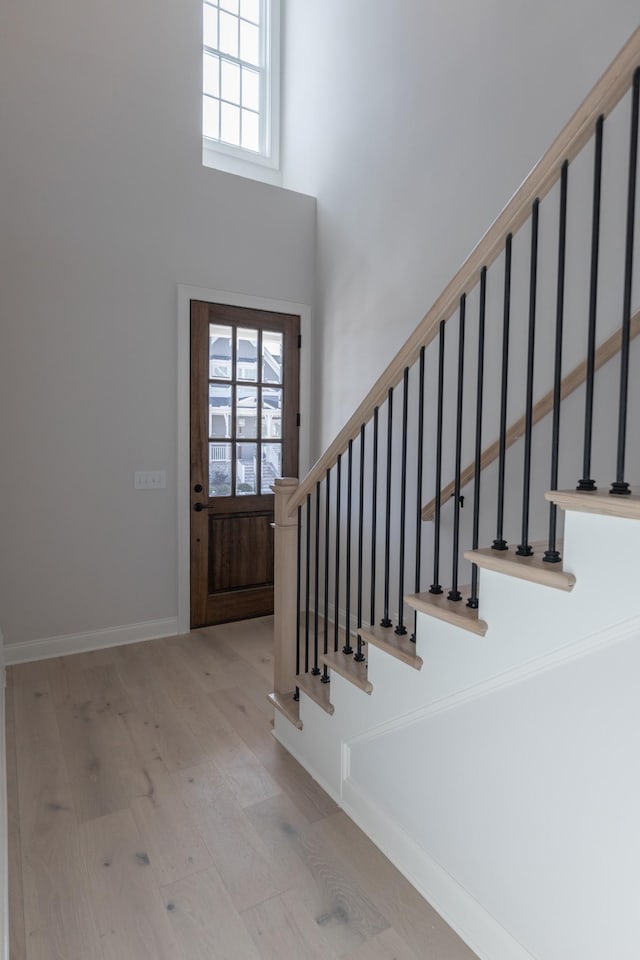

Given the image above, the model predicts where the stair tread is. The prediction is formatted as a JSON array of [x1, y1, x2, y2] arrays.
[[406, 586, 488, 636], [321, 650, 373, 694], [358, 624, 423, 669], [268, 691, 303, 729], [296, 671, 335, 715], [546, 488, 640, 521], [464, 542, 575, 592]]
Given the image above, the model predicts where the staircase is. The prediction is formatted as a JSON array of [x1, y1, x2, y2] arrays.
[[269, 29, 640, 960]]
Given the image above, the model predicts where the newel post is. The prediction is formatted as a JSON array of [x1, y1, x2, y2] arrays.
[[272, 477, 299, 697]]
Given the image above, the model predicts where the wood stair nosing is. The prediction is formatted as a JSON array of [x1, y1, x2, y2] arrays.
[[268, 691, 303, 729], [357, 624, 423, 669], [406, 585, 488, 637], [464, 543, 575, 592], [295, 671, 335, 715], [546, 488, 640, 521], [320, 649, 373, 695]]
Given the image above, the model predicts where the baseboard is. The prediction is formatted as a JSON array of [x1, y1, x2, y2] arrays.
[[4, 618, 179, 666], [341, 777, 536, 960]]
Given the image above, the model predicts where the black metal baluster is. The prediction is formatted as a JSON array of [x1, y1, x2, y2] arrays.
[[293, 505, 302, 700], [545, 162, 569, 563], [344, 439, 354, 654], [411, 347, 426, 640], [577, 116, 603, 492], [322, 468, 331, 682], [370, 407, 379, 629], [333, 455, 342, 652], [430, 321, 446, 594], [355, 425, 366, 660], [304, 493, 311, 673], [516, 199, 540, 557], [448, 297, 466, 601], [611, 67, 640, 497], [467, 268, 487, 608], [493, 234, 513, 551], [395, 368, 410, 634], [381, 389, 394, 625], [312, 481, 321, 675]]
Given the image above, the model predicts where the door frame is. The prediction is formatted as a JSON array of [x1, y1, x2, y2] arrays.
[[177, 284, 312, 635]]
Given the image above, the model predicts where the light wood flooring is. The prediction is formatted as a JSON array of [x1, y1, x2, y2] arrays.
[[6, 616, 478, 959]]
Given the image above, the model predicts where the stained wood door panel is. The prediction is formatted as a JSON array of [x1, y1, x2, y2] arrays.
[[190, 300, 300, 627], [209, 513, 274, 591]]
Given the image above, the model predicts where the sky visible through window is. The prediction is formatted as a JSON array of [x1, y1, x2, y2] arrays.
[[203, 0, 263, 154]]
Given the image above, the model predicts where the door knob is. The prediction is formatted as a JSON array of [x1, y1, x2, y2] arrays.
[[193, 502, 205, 512]]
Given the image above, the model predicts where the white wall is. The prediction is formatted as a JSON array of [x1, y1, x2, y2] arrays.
[[282, 1, 640, 453], [0, 0, 316, 649]]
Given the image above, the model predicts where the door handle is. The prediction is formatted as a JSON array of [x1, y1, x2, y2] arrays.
[[193, 502, 206, 512]]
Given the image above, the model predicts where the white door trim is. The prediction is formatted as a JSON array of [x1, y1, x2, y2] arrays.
[[177, 284, 312, 635]]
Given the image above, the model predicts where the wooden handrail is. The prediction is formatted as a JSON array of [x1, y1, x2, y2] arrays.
[[422, 311, 640, 520], [288, 27, 640, 517]]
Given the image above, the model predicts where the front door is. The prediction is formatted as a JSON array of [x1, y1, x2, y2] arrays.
[[190, 301, 300, 627]]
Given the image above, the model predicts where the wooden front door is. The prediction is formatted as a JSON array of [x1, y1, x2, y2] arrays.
[[190, 301, 300, 627]]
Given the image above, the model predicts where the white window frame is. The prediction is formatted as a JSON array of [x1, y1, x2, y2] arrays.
[[202, 0, 280, 180]]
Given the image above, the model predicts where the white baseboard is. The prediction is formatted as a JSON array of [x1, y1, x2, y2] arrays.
[[4, 618, 179, 666], [341, 777, 536, 960]]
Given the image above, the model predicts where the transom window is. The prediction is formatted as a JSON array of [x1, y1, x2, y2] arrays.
[[202, 0, 279, 169]]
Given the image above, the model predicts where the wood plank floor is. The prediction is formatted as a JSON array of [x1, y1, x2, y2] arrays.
[[6, 616, 478, 960]]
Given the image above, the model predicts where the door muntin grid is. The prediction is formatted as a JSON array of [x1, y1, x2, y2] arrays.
[[208, 323, 284, 496]]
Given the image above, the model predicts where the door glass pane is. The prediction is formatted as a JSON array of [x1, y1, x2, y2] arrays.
[[209, 384, 232, 438], [261, 387, 282, 438], [236, 384, 257, 438], [261, 443, 282, 492], [237, 328, 258, 380], [209, 443, 232, 496], [209, 324, 232, 379], [262, 331, 283, 383], [236, 442, 257, 495]]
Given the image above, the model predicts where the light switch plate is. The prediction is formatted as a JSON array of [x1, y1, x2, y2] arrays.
[[134, 470, 166, 490]]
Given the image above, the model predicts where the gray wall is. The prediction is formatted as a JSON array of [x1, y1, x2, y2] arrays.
[[282, 0, 640, 452], [0, 0, 316, 647]]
